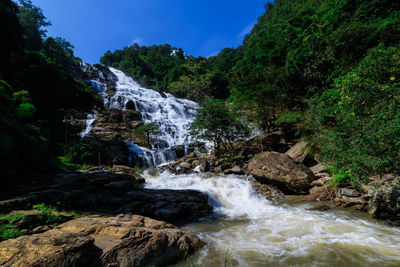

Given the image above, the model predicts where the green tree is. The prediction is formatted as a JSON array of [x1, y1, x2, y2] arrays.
[[133, 123, 161, 147], [189, 98, 251, 156], [17, 0, 51, 50]]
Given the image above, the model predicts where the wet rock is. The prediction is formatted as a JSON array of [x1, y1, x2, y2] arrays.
[[173, 145, 185, 158], [251, 181, 285, 200], [125, 100, 136, 110], [191, 160, 202, 168], [187, 152, 196, 158], [180, 162, 192, 169], [200, 160, 209, 172], [308, 204, 332, 211], [247, 152, 314, 194], [0, 172, 212, 224], [0, 215, 205, 267], [90, 109, 143, 142], [112, 165, 145, 183], [225, 166, 244, 175], [121, 189, 212, 223]]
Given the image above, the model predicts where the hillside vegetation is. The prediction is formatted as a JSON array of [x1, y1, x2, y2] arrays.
[[103, 0, 400, 182]]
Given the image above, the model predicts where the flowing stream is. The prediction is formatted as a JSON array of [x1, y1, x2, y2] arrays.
[[145, 171, 400, 267], [82, 64, 400, 266]]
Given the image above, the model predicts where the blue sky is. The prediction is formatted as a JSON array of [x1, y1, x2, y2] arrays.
[[30, 0, 267, 63]]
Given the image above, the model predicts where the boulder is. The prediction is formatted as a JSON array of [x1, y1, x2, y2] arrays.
[[338, 188, 360, 197], [285, 141, 316, 166], [309, 163, 328, 175], [0, 172, 212, 224], [363, 175, 400, 219], [247, 152, 314, 194], [173, 145, 185, 158], [199, 160, 209, 172], [224, 166, 244, 175], [0, 215, 205, 267], [251, 181, 285, 200], [180, 162, 192, 169], [307, 186, 335, 201], [0, 229, 94, 267]]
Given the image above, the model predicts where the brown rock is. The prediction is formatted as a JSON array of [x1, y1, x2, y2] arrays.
[[0, 229, 94, 267], [0, 215, 205, 267], [247, 152, 314, 194], [285, 141, 316, 166], [307, 186, 335, 201]]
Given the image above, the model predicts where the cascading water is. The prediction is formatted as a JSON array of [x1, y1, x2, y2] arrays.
[[107, 67, 200, 166], [80, 64, 201, 166], [145, 171, 400, 266]]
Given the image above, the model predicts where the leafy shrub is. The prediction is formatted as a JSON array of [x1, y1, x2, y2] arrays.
[[32, 203, 63, 225], [0, 224, 24, 241], [307, 45, 400, 180], [66, 137, 112, 165]]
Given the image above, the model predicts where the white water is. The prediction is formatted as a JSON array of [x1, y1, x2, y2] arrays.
[[145, 172, 400, 266], [81, 65, 202, 166]]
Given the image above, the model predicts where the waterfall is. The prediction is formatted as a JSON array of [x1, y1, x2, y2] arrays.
[[80, 64, 201, 167]]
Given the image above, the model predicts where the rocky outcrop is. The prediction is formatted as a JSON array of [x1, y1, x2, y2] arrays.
[[0, 215, 205, 267], [0, 229, 94, 267], [362, 174, 400, 220], [91, 109, 143, 142], [247, 152, 314, 194], [0, 172, 212, 224]]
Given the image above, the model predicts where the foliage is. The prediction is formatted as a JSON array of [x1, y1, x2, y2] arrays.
[[326, 166, 359, 189], [132, 122, 161, 146], [32, 203, 63, 225], [306, 45, 400, 178], [189, 98, 251, 156], [66, 137, 112, 165], [0, 224, 24, 241], [0, 0, 102, 188]]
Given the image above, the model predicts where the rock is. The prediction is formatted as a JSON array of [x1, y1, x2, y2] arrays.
[[187, 152, 196, 158], [0, 172, 212, 224], [0, 229, 94, 267], [285, 141, 316, 166], [31, 225, 52, 234], [247, 152, 314, 194], [335, 195, 364, 208], [308, 204, 332, 211], [338, 188, 360, 197], [0, 215, 205, 267], [310, 176, 332, 187], [225, 166, 244, 175], [307, 186, 335, 201], [180, 162, 192, 169], [199, 160, 209, 172], [251, 181, 285, 200], [121, 189, 212, 223], [125, 100, 136, 110], [191, 160, 202, 168], [90, 109, 143, 142], [363, 175, 400, 219], [111, 165, 145, 183], [173, 145, 185, 158], [309, 163, 328, 175]]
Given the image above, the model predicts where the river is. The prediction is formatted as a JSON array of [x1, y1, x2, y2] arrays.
[[144, 171, 400, 267]]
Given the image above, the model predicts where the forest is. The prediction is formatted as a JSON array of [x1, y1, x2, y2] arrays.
[[0, 0, 399, 187]]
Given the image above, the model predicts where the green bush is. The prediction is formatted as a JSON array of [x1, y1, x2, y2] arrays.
[[307, 45, 400, 180], [32, 203, 63, 225], [66, 137, 112, 165]]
